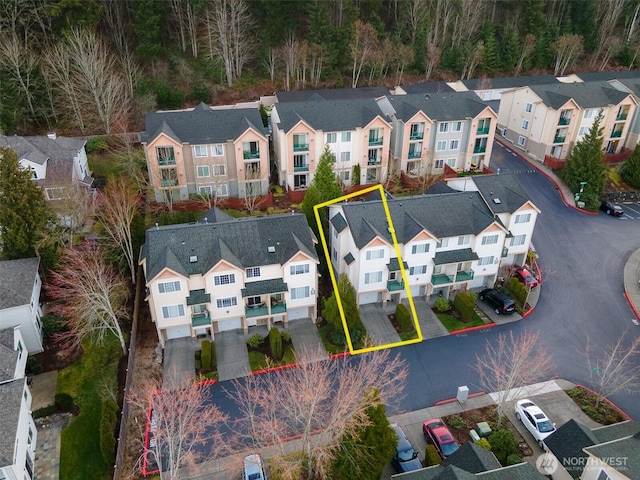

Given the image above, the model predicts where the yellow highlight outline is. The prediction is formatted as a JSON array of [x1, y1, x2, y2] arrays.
[[314, 184, 423, 355]]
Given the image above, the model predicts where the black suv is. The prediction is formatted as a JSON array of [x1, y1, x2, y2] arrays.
[[479, 288, 516, 315]]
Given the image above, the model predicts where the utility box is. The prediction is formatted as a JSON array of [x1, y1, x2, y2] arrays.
[[476, 422, 492, 438], [457, 385, 469, 404]]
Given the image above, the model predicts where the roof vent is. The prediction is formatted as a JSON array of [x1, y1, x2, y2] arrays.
[[493, 198, 502, 204], [189, 255, 198, 263], [268, 246, 276, 253]]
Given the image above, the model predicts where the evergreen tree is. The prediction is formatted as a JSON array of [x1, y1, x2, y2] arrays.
[[560, 111, 607, 210], [568, 0, 597, 52], [331, 389, 397, 480], [501, 27, 520, 72], [0, 147, 50, 259], [621, 144, 640, 189], [133, 0, 168, 60], [322, 274, 363, 334], [482, 24, 499, 74], [301, 145, 342, 235]]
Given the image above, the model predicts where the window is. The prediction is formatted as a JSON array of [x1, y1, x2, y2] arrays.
[[199, 186, 212, 196], [365, 249, 384, 260], [194, 145, 208, 157], [31, 168, 37, 179], [211, 144, 224, 156], [215, 184, 229, 196], [364, 271, 383, 284], [584, 109, 593, 119], [481, 234, 499, 245], [291, 286, 310, 299], [369, 128, 382, 143], [578, 126, 588, 136], [437, 238, 449, 248], [435, 159, 444, 169], [439, 122, 449, 133], [247, 296, 262, 307], [17, 341, 23, 360], [433, 265, 442, 274], [214, 273, 235, 285], [409, 265, 427, 275], [339, 170, 350, 181], [156, 146, 175, 165], [341, 131, 351, 142], [449, 139, 459, 150], [458, 235, 470, 246], [293, 133, 308, 149], [246, 181, 261, 196], [451, 121, 462, 132], [158, 281, 181, 293], [524, 103, 532, 113], [290, 264, 310, 275], [162, 304, 185, 318], [45, 187, 65, 200], [246, 267, 260, 278], [478, 256, 494, 266], [340, 151, 351, 162], [216, 297, 237, 308], [515, 213, 531, 223], [522, 120, 529, 130], [326, 133, 337, 143], [412, 243, 429, 254], [410, 122, 424, 138], [436, 141, 447, 151], [511, 234, 526, 246], [197, 165, 210, 177], [518, 135, 526, 146], [213, 164, 226, 176], [447, 158, 456, 167], [294, 174, 307, 189]]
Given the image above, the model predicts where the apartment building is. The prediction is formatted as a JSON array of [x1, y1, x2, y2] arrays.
[[140, 208, 319, 345]]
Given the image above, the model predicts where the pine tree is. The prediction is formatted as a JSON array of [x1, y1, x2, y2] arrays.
[[0, 147, 50, 259], [301, 145, 342, 235], [482, 24, 499, 74]]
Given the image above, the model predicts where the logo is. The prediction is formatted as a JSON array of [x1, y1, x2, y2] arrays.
[[536, 453, 559, 474]]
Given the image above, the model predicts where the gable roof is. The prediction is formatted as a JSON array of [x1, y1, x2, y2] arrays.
[[545, 419, 599, 478], [0, 257, 40, 310], [469, 174, 532, 215], [575, 70, 640, 82], [0, 329, 18, 383], [461, 75, 560, 90], [199, 207, 235, 224], [529, 80, 631, 110], [584, 431, 640, 480], [442, 441, 501, 473], [141, 103, 268, 145], [591, 420, 640, 444], [386, 91, 494, 122], [398, 81, 455, 94], [276, 86, 390, 102], [0, 378, 25, 468], [141, 214, 318, 281]]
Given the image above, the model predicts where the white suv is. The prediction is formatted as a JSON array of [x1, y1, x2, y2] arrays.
[[243, 453, 266, 480], [515, 399, 556, 448]]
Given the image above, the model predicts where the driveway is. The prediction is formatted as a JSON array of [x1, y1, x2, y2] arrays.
[[287, 318, 328, 362], [359, 303, 401, 345], [163, 337, 196, 390], [216, 330, 251, 381]]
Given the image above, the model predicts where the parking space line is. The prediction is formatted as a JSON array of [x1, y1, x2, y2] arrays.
[[623, 204, 640, 215]]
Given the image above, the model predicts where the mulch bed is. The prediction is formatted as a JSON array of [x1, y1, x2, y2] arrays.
[[566, 386, 628, 424]]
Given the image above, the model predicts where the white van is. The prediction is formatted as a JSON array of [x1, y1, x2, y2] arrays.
[[243, 453, 266, 480]]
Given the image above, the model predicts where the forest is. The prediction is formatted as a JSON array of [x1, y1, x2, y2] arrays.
[[2, 0, 640, 136]]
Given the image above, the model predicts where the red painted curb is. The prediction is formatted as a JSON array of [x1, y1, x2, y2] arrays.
[[252, 362, 299, 376], [521, 307, 534, 318], [450, 323, 497, 335], [330, 351, 351, 359], [574, 384, 632, 421], [533, 256, 543, 284], [624, 291, 640, 321], [434, 391, 486, 406]]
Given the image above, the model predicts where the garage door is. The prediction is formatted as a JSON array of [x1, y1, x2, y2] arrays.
[[359, 291, 381, 304], [165, 325, 191, 340], [217, 317, 242, 331], [287, 307, 309, 321]]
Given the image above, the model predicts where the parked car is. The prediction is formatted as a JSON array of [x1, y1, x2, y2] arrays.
[[600, 200, 624, 217], [391, 423, 422, 472], [478, 288, 516, 315], [515, 399, 556, 448], [514, 267, 538, 289], [422, 418, 461, 459], [243, 453, 266, 480]]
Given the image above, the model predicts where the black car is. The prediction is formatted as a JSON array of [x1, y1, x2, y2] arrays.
[[600, 200, 624, 217], [391, 424, 422, 472], [478, 288, 516, 315]]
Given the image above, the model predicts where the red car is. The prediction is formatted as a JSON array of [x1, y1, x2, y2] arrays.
[[514, 267, 538, 289], [422, 418, 460, 459]]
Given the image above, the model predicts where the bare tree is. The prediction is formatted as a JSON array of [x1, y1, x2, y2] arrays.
[[280, 32, 302, 92], [394, 43, 414, 86], [591, 0, 625, 68], [584, 334, 640, 409], [0, 35, 40, 117], [515, 34, 536, 76], [230, 348, 407, 480], [241, 166, 264, 214], [474, 329, 555, 424], [351, 21, 379, 88], [49, 181, 89, 245], [425, 42, 441, 79], [403, 0, 429, 46], [598, 36, 623, 72], [552, 34, 584, 76], [46, 246, 130, 354], [264, 47, 277, 82], [309, 43, 326, 87], [461, 41, 485, 80], [450, 0, 485, 49], [128, 373, 230, 480]]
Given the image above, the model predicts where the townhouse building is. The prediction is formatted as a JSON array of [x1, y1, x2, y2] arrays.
[[498, 80, 638, 162], [0, 327, 37, 480], [140, 208, 318, 345], [270, 96, 392, 190], [141, 103, 269, 203], [0, 258, 44, 354], [328, 174, 538, 304], [375, 91, 498, 177]]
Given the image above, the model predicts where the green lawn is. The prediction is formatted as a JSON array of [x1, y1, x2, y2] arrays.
[[248, 344, 297, 371], [399, 330, 419, 341], [58, 334, 122, 480], [436, 312, 488, 333]]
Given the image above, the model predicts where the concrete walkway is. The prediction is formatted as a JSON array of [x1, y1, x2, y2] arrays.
[[163, 337, 196, 390], [399, 298, 449, 339], [359, 303, 401, 345], [216, 330, 251, 381], [30, 371, 58, 411], [34, 413, 72, 480]]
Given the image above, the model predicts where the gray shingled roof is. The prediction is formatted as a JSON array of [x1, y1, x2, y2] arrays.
[[338, 192, 503, 250], [0, 329, 18, 384], [387, 91, 493, 122], [199, 207, 235, 224], [141, 103, 267, 144], [434, 249, 479, 265], [425, 182, 458, 195], [591, 420, 640, 444], [461, 75, 559, 90], [186, 289, 211, 306], [477, 462, 548, 479], [388, 257, 408, 271], [584, 431, 640, 480], [529, 80, 631, 110], [273, 97, 389, 133], [330, 212, 348, 233], [392, 459, 547, 480], [0, 257, 39, 310], [241, 278, 288, 297], [545, 419, 598, 478], [0, 378, 26, 467], [441, 441, 501, 473], [344, 253, 355, 265], [470, 174, 530, 215], [142, 214, 318, 281], [576, 70, 640, 82], [276, 86, 390, 102], [398, 81, 454, 94]]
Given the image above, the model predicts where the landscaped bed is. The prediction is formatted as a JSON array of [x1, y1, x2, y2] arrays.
[[566, 386, 628, 425], [432, 292, 494, 333], [247, 328, 296, 371]]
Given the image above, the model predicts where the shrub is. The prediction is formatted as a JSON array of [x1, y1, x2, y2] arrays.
[[210, 343, 217, 368], [269, 327, 283, 360], [395, 303, 412, 331], [201, 340, 212, 371], [352, 164, 361, 185], [508, 277, 528, 305], [281, 331, 291, 342], [475, 438, 491, 451], [507, 453, 523, 465], [188, 83, 211, 104], [453, 292, 475, 321], [99, 399, 119, 465], [621, 145, 640, 188], [331, 330, 346, 345], [42, 313, 68, 339], [27, 357, 43, 375], [55, 393, 74, 411], [434, 297, 451, 312], [86, 136, 109, 153], [269, 184, 285, 195], [247, 333, 264, 349], [424, 445, 442, 466], [447, 414, 465, 430], [488, 429, 517, 464], [155, 82, 183, 109]]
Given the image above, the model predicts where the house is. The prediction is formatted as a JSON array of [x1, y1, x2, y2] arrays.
[[141, 103, 269, 203], [139, 208, 318, 345], [0, 327, 37, 480], [0, 258, 44, 354], [270, 96, 392, 190], [328, 174, 539, 304], [0, 133, 93, 201], [497, 80, 638, 163], [376, 91, 498, 177]]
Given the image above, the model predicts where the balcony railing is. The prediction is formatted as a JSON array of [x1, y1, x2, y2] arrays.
[[553, 136, 566, 144], [245, 304, 268, 318], [368, 158, 382, 166], [369, 138, 383, 146], [271, 302, 287, 314], [409, 132, 424, 140], [293, 143, 309, 152], [408, 151, 421, 159], [243, 150, 260, 159], [161, 179, 177, 187], [192, 313, 210, 327], [387, 281, 404, 292], [476, 126, 490, 135], [294, 164, 309, 172], [558, 117, 570, 126], [455, 270, 475, 282], [611, 130, 622, 138], [616, 113, 628, 121], [473, 145, 487, 154], [158, 157, 176, 166], [431, 273, 453, 285]]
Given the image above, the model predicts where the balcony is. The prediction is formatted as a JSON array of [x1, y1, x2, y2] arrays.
[[387, 281, 404, 292], [158, 157, 176, 166], [473, 145, 487, 154], [293, 143, 309, 152], [161, 179, 177, 187], [192, 313, 210, 327], [369, 138, 383, 146], [455, 270, 475, 282], [617, 113, 628, 121], [553, 136, 566, 144], [408, 150, 421, 159], [431, 273, 453, 285], [271, 302, 287, 314], [409, 132, 424, 140], [294, 164, 309, 172], [558, 117, 570, 126], [243, 150, 260, 159], [476, 126, 490, 135], [245, 304, 268, 318], [611, 130, 622, 138], [368, 158, 382, 166]]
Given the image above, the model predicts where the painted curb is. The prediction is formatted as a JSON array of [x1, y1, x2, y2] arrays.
[[434, 391, 486, 406], [450, 323, 497, 335], [624, 291, 640, 321]]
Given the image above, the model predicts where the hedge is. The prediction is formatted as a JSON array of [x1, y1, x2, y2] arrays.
[[395, 303, 412, 331], [201, 340, 212, 371], [453, 292, 475, 321], [424, 445, 442, 466], [55, 393, 74, 411], [269, 327, 283, 360], [99, 399, 119, 466]]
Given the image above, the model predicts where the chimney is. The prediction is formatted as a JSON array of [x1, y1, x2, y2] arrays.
[[47, 132, 57, 140]]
